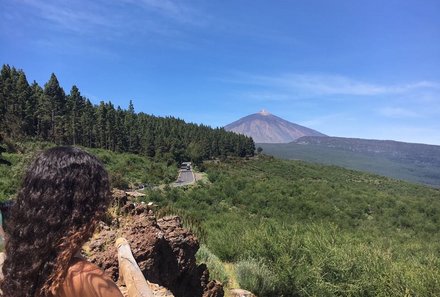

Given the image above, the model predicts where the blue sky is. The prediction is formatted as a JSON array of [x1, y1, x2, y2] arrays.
[[1, 0, 439, 144]]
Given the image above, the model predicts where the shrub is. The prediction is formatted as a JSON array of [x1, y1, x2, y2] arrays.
[[235, 258, 278, 297], [196, 244, 229, 285], [109, 172, 129, 189]]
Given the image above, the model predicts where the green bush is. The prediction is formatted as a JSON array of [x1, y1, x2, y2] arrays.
[[0, 152, 36, 202], [236, 258, 278, 297], [109, 172, 129, 189], [196, 244, 229, 285]]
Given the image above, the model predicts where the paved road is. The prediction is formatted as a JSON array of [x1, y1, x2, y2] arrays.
[[173, 168, 195, 187]]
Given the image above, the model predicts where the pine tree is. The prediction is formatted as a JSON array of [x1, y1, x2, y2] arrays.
[[1, 65, 17, 137], [139, 115, 155, 157], [106, 102, 116, 151], [0, 135, 10, 165], [96, 101, 108, 149], [35, 83, 51, 140], [66, 85, 84, 145], [43, 73, 66, 144], [16, 71, 35, 137], [115, 106, 127, 152], [125, 100, 139, 153], [80, 99, 96, 147], [0, 66, 6, 134]]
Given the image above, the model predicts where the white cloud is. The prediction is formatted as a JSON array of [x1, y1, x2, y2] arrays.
[[298, 113, 350, 128], [243, 73, 440, 96], [18, 0, 114, 33], [378, 107, 422, 118], [239, 91, 290, 102], [126, 0, 198, 24], [14, 0, 203, 37]]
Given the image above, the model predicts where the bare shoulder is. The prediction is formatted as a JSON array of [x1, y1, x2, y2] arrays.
[[67, 258, 105, 275], [59, 258, 123, 297]]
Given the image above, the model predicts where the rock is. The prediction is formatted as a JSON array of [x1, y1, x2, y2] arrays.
[[229, 289, 256, 297], [86, 193, 224, 297], [147, 281, 175, 297], [126, 191, 146, 198], [121, 202, 135, 214], [112, 189, 128, 208], [203, 281, 224, 297], [157, 215, 199, 274], [88, 227, 119, 279]]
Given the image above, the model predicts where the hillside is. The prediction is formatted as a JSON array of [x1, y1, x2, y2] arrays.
[[149, 156, 440, 296], [2, 145, 440, 296], [225, 110, 326, 143], [0, 141, 177, 201], [259, 136, 440, 187]]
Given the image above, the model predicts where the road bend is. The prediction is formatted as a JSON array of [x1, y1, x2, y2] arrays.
[[173, 168, 195, 187]]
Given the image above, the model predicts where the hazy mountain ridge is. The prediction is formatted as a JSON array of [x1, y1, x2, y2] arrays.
[[295, 136, 440, 164], [260, 136, 440, 187], [225, 111, 326, 143]]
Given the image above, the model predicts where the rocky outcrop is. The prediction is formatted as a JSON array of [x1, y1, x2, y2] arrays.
[[229, 289, 256, 297], [86, 193, 224, 297]]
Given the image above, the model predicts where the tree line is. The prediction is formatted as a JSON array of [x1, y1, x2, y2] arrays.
[[0, 64, 255, 163]]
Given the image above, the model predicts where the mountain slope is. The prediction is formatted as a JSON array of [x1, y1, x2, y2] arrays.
[[259, 136, 440, 187], [224, 110, 326, 143]]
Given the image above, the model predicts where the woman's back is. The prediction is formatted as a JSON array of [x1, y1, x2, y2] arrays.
[[56, 258, 122, 297], [0, 146, 122, 297]]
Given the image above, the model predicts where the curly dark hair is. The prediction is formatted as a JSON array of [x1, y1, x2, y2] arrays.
[[1, 146, 112, 297]]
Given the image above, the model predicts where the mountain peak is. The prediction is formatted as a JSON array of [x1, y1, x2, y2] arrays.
[[225, 112, 326, 143], [259, 109, 271, 116]]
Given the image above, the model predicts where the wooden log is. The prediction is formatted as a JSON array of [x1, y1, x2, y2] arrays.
[[116, 238, 155, 297]]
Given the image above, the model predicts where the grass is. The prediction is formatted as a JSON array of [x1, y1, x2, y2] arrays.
[[224, 263, 239, 289], [194, 171, 209, 184], [235, 258, 277, 296], [196, 244, 229, 285]]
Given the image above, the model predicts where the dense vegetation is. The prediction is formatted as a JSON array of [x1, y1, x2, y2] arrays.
[[148, 156, 440, 296], [0, 141, 176, 202], [260, 136, 440, 187], [0, 135, 9, 166], [2, 142, 440, 295], [0, 64, 254, 164]]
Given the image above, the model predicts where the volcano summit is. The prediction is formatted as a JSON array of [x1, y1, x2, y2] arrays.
[[225, 110, 326, 143]]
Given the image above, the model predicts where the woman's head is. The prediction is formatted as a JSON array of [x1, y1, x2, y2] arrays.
[[1, 146, 111, 297]]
